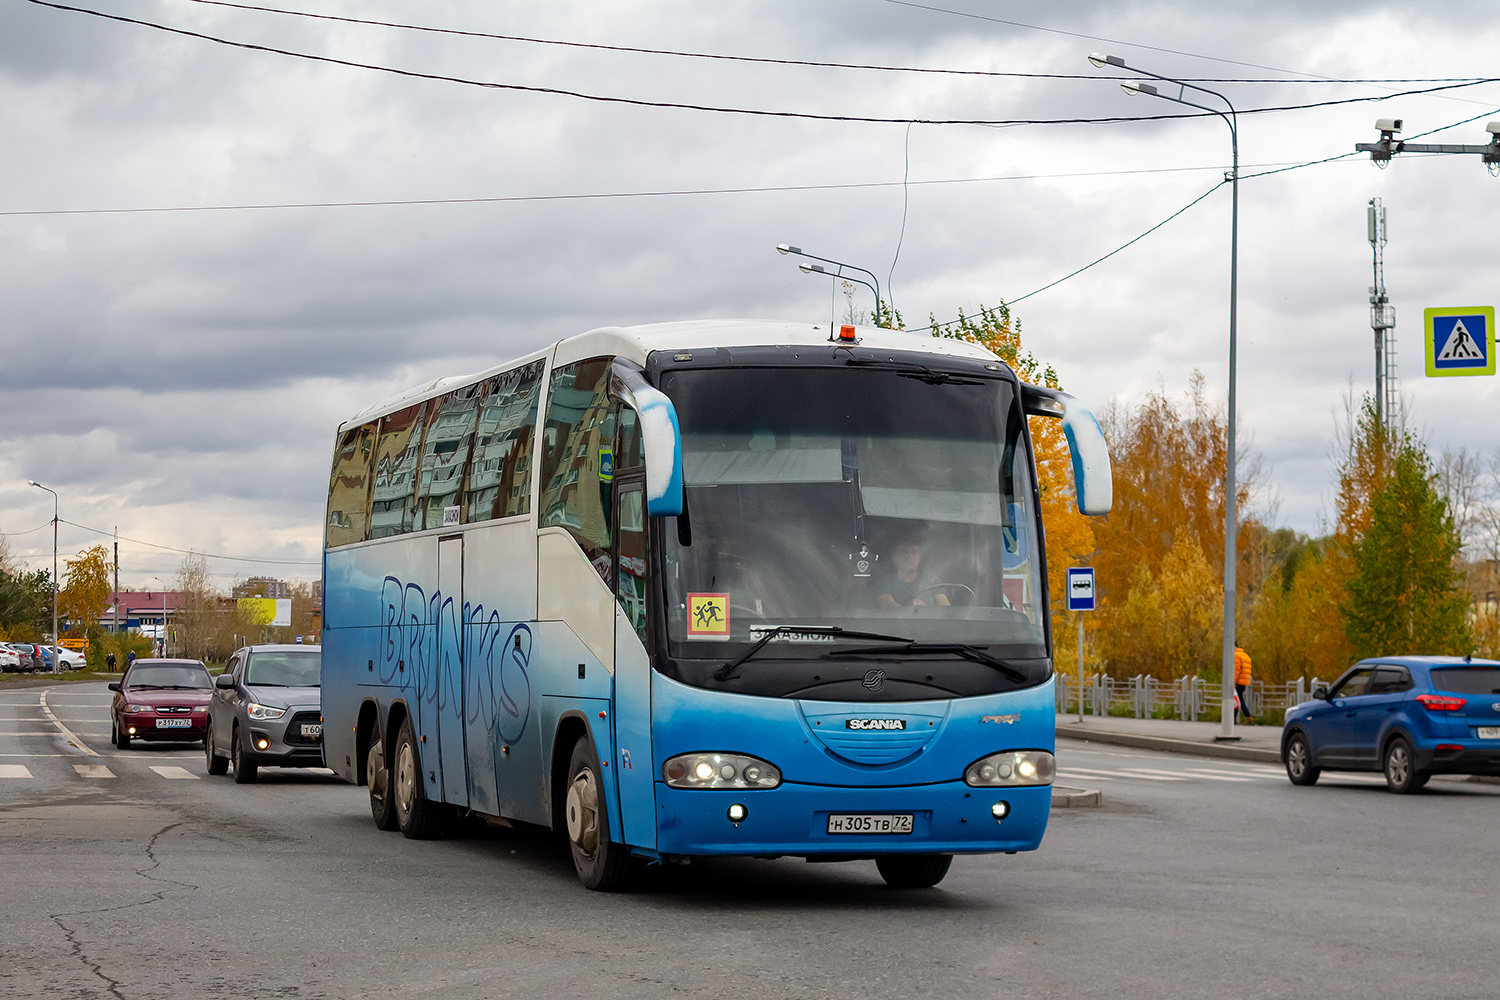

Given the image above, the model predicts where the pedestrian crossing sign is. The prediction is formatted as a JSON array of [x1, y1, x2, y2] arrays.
[[1425, 306, 1495, 377]]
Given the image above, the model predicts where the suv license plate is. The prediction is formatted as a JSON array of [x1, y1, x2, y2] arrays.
[[1477, 727, 1500, 739], [155, 718, 191, 729], [301, 724, 322, 738], [827, 813, 914, 835]]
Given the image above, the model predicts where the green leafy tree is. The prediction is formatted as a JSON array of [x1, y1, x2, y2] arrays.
[[0, 567, 53, 641], [1343, 443, 1471, 657]]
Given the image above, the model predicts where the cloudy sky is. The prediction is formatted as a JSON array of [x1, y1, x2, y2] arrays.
[[3, 0, 1498, 590]]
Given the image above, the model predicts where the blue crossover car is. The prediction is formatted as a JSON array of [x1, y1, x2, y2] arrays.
[[1282, 656, 1500, 793]]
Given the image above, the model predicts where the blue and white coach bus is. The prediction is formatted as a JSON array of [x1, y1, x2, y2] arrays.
[[322, 319, 1111, 890]]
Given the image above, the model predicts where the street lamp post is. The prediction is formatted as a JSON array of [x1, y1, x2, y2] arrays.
[[26, 481, 60, 673], [776, 244, 884, 328], [1089, 53, 1241, 739]]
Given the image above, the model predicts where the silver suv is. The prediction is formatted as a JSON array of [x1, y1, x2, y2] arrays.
[[206, 644, 323, 783]]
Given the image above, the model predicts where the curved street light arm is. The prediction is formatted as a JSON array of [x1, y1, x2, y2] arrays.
[[778, 245, 883, 324]]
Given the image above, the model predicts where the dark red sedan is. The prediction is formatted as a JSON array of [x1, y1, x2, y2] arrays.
[[108, 658, 214, 748]]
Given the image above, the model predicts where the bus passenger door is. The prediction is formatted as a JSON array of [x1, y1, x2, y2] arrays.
[[437, 534, 469, 806], [613, 482, 656, 849]]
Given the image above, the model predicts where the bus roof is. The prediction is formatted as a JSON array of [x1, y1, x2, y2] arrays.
[[342, 318, 1001, 429]]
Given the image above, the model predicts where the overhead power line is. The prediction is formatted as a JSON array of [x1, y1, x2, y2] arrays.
[[0, 160, 1364, 218], [24, 1, 1500, 128], [59, 519, 320, 566], [174, 0, 1483, 86], [0, 521, 53, 538]]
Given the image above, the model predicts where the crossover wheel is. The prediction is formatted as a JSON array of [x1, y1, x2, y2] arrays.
[[565, 736, 639, 891], [393, 718, 445, 839], [231, 727, 258, 784], [1384, 736, 1426, 794], [1284, 731, 1320, 786], [205, 720, 228, 775], [367, 738, 398, 830], [876, 854, 954, 888]]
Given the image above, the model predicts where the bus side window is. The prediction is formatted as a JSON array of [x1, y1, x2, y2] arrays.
[[326, 422, 376, 547], [370, 403, 427, 539], [616, 486, 647, 642], [539, 358, 616, 582], [465, 359, 544, 522], [414, 381, 483, 530]]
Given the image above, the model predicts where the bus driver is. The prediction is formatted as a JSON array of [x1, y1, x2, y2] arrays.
[[876, 535, 951, 610]]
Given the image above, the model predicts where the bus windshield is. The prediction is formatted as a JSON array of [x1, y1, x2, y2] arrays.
[[659, 364, 1044, 656]]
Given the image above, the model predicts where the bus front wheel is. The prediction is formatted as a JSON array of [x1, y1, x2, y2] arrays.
[[876, 854, 953, 889], [565, 736, 638, 891]]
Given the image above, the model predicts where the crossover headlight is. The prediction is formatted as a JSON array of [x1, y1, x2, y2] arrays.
[[964, 750, 1054, 787], [662, 752, 781, 790], [246, 703, 286, 720]]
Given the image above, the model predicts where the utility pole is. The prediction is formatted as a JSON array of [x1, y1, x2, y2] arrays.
[[1367, 198, 1398, 434], [113, 527, 120, 639]]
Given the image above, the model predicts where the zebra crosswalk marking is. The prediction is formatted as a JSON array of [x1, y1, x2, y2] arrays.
[[148, 766, 199, 780], [73, 764, 116, 778], [0, 764, 36, 778]]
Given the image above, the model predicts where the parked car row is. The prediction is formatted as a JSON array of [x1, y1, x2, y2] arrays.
[[1283, 655, 1500, 793], [4, 642, 47, 672], [107, 644, 323, 784]]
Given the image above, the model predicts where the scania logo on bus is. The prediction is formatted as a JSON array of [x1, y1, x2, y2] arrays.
[[846, 718, 906, 731], [862, 669, 887, 690]]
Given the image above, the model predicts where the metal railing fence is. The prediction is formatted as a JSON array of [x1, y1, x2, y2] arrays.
[[1054, 674, 1325, 720]]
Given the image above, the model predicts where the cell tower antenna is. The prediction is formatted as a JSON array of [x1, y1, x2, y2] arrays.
[[1367, 197, 1398, 434]]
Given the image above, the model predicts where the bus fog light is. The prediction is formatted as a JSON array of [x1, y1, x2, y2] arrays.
[[727, 803, 748, 823], [991, 801, 1010, 821], [965, 751, 1054, 787], [663, 753, 781, 789]]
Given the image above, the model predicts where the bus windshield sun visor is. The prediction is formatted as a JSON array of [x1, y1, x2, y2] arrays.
[[610, 362, 685, 517], [1020, 384, 1113, 516]]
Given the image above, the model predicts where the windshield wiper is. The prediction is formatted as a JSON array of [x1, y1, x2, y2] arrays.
[[249, 682, 289, 687], [130, 684, 166, 689], [823, 643, 1027, 682], [715, 626, 915, 681], [840, 357, 984, 385]]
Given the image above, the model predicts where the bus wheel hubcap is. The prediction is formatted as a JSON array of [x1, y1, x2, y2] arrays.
[[566, 769, 600, 856], [397, 743, 415, 814]]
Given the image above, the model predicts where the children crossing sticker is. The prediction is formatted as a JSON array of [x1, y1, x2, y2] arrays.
[[687, 593, 731, 640], [1425, 306, 1495, 377]]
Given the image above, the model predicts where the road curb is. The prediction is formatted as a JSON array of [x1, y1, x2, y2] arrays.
[[1057, 729, 1282, 764], [1050, 785, 1102, 808]]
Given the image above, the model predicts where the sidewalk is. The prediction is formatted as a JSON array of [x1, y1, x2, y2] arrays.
[[1056, 713, 1283, 764]]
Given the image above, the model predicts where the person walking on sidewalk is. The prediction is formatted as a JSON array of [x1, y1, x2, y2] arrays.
[[1234, 643, 1254, 723]]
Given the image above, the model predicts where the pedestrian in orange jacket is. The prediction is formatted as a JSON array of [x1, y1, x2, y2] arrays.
[[1234, 644, 1254, 723]]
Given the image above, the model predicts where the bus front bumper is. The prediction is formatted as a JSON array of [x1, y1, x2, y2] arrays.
[[652, 780, 1050, 858]]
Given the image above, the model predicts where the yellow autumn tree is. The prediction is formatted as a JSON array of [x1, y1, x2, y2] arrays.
[[928, 304, 1098, 677], [59, 544, 112, 633]]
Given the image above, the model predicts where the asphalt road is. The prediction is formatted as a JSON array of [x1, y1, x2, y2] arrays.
[[2, 681, 1497, 1000]]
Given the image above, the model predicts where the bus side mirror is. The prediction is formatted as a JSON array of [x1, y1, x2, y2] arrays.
[[1020, 384, 1113, 516], [611, 363, 684, 517]]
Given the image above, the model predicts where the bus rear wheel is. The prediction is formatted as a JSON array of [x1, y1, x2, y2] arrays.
[[367, 738, 398, 830], [565, 736, 638, 891], [393, 718, 445, 839], [876, 854, 953, 888]]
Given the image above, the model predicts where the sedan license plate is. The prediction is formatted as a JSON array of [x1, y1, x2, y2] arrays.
[[155, 718, 191, 729], [1477, 727, 1500, 739], [301, 724, 322, 739], [827, 813, 914, 835]]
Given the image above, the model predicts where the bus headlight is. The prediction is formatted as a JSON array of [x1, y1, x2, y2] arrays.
[[964, 751, 1054, 787], [663, 753, 781, 789]]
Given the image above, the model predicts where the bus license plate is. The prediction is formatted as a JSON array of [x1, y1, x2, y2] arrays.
[[1477, 727, 1500, 739], [827, 813, 914, 835], [155, 718, 191, 729], [301, 724, 322, 738]]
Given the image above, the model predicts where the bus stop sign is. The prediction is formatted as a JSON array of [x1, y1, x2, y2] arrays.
[[1425, 306, 1495, 377], [1067, 567, 1095, 612]]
